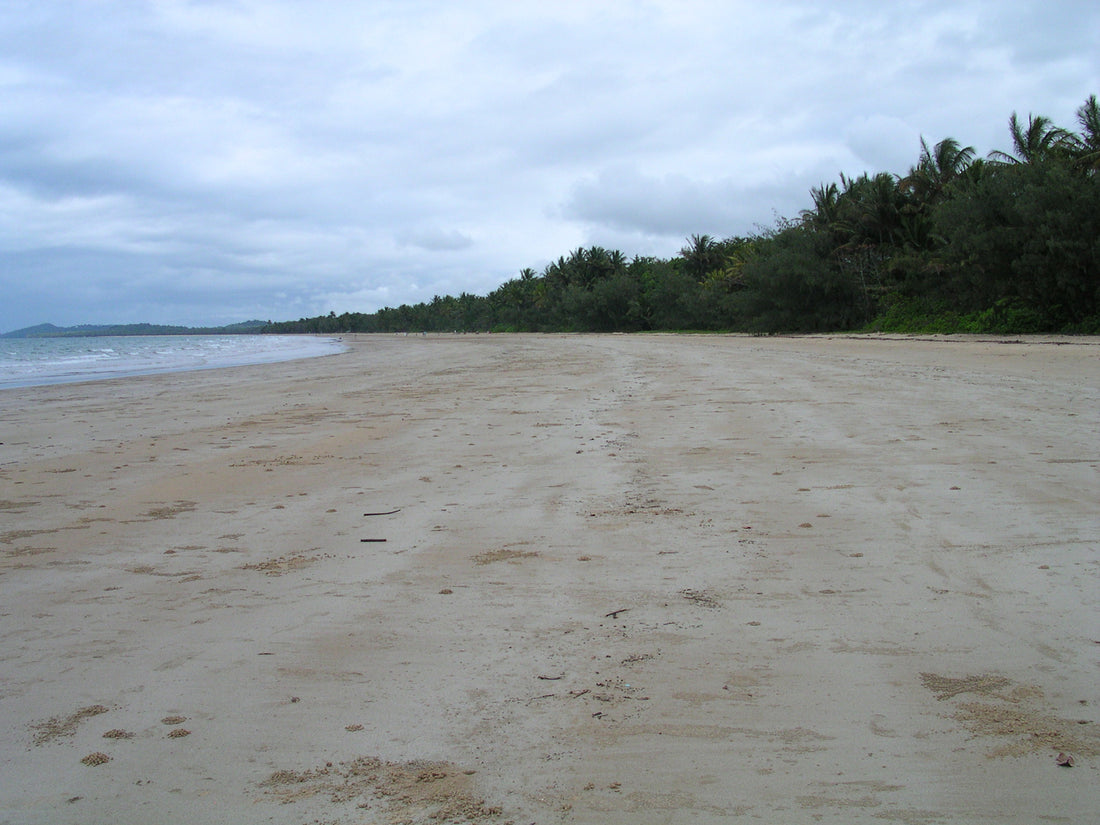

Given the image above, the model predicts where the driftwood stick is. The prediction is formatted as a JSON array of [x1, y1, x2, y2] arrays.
[[605, 608, 629, 619], [363, 509, 402, 516], [360, 538, 388, 543]]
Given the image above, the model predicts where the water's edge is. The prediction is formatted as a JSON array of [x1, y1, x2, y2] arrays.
[[0, 335, 347, 390]]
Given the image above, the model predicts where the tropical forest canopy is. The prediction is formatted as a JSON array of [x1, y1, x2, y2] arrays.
[[264, 95, 1100, 336]]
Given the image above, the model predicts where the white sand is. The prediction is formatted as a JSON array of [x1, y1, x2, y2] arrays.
[[1, 333, 1097, 824]]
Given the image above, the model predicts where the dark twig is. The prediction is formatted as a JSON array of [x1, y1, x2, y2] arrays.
[[363, 509, 401, 516], [605, 608, 629, 619]]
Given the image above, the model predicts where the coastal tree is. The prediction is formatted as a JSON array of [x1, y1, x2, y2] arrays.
[[262, 93, 1100, 337], [989, 112, 1074, 165]]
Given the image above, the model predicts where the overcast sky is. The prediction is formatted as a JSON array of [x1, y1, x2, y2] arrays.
[[1, 0, 1097, 331]]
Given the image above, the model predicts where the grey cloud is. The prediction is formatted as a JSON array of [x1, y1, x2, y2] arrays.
[[844, 116, 921, 175], [563, 167, 741, 238], [562, 165, 813, 241], [395, 228, 474, 252], [0, 1, 1096, 332]]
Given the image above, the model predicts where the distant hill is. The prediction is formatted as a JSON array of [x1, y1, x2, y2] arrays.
[[1, 320, 270, 338]]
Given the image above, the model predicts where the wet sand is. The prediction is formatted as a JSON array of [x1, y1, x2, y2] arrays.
[[1, 333, 1097, 824]]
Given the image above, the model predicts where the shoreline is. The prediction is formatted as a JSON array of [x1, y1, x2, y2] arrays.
[[0, 334, 346, 391], [1, 334, 1097, 823]]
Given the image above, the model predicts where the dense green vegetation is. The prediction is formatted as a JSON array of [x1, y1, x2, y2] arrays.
[[265, 96, 1100, 336]]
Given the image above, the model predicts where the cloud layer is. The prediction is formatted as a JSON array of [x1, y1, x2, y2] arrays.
[[2, 0, 1097, 330]]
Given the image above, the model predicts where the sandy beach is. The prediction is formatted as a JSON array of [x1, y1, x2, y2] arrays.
[[1, 333, 1097, 824]]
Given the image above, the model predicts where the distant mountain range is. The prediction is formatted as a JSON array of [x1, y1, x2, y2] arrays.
[[1, 321, 270, 338]]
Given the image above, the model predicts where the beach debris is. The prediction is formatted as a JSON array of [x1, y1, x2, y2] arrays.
[[139, 500, 197, 521], [680, 588, 722, 608], [259, 755, 503, 820], [30, 705, 110, 745], [81, 752, 110, 766], [923, 674, 1100, 759], [360, 538, 387, 542], [345, 724, 364, 731], [537, 674, 564, 681], [920, 673, 1010, 700], [363, 509, 401, 516], [242, 553, 328, 575], [473, 547, 538, 565], [604, 608, 629, 619]]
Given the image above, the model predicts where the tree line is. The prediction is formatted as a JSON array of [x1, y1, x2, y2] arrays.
[[264, 95, 1100, 336]]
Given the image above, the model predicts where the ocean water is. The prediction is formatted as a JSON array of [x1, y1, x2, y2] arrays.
[[0, 335, 346, 390]]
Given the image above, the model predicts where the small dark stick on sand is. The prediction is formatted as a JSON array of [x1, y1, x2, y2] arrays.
[[360, 538, 387, 543], [363, 509, 401, 516]]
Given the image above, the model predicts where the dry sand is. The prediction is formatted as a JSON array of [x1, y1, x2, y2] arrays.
[[1, 333, 1097, 824]]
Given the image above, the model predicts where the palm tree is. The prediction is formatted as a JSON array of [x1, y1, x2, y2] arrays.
[[864, 172, 907, 246], [902, 137, 975, 203], [989, 112, 1073, 164], [952, 156, 990, 190], [831, 172, 906, 248], [1069, 94, 1100, 171], [680, 234, 724, 279], [607, 249, 627, 275], [802, 182, 840, 231], [891, 137, 977, 252]]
